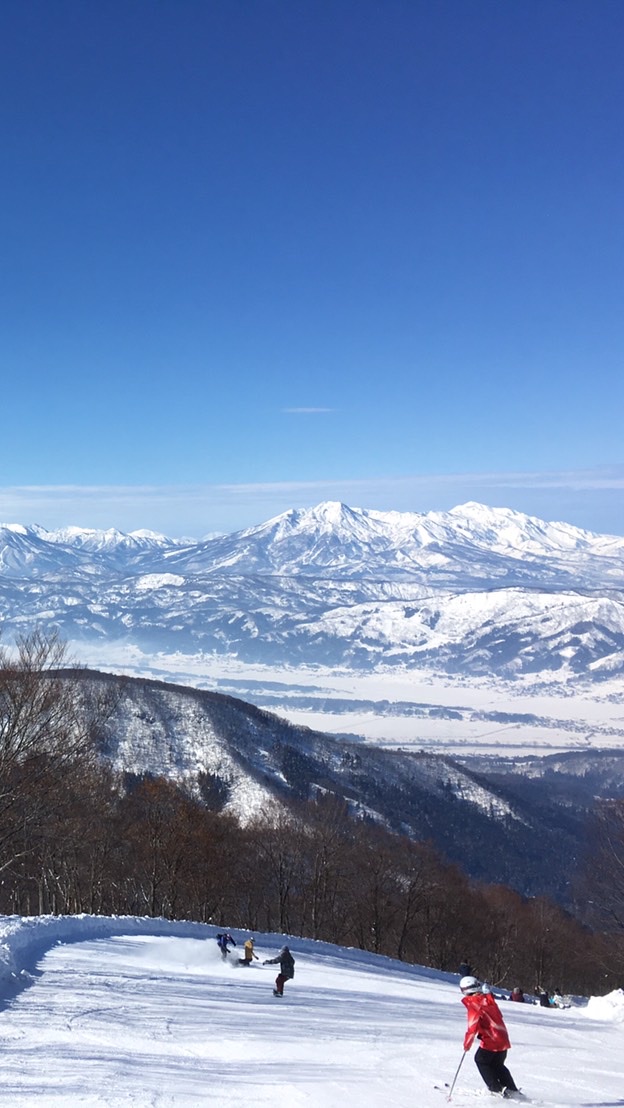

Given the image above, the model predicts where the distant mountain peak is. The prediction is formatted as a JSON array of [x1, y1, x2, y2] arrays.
[[0, 522, 31, 535]]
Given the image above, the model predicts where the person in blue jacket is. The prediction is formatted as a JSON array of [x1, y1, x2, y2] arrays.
[[216, 932, 236, 961]]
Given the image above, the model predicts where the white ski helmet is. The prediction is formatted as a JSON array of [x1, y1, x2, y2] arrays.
[[460, 975, 482, 994]]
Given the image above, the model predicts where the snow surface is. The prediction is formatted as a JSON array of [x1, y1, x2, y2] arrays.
[[0, 914, 620, 1107]]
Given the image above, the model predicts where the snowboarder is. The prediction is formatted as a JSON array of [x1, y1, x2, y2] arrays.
[[551, 988, 569, 1009], [238, 937, 259, 966], [458, 959, 473, 977], [510, 987, 525, 1002], [263, 944, 295, 996], [216, 932, 236, 961], [535, 986, 552, 1008], [459, 975, 522, 1098]]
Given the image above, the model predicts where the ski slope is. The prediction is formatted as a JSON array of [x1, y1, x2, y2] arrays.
[[0, 914, 620, 1107]]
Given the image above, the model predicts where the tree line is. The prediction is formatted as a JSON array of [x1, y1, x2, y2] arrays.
[[0, 632, 622, 999]]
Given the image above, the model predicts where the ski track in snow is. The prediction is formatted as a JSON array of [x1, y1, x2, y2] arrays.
[[0, 915, 619, 1106]]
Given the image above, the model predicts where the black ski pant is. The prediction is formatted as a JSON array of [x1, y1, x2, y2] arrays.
[[474, 1047, 517, 1093]]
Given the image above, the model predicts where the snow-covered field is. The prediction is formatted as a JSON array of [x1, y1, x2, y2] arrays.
[[75, 642, 624, 757], [0, 914, 620, 1107]]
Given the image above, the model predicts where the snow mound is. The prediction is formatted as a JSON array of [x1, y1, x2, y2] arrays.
[[586, 988, 624, 1021]]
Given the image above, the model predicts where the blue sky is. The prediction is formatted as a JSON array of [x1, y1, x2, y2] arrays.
[[2, 0, 623, 537]]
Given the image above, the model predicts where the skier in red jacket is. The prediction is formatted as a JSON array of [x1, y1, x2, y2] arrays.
[[460, 976, 522, 1098]]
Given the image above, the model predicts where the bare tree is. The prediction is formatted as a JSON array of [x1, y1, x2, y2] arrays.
[[248, 810, 308, 934], [0, 630, 113, 878], [581, 800, 624, 931], [297, 795, 353, 940]]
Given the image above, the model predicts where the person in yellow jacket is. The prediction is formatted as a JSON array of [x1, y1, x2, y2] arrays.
[[238, 937, 259, 966]]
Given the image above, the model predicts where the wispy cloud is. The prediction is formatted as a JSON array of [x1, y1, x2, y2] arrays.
[[0, 466, 622, 537], [281, 407, 336, 414]]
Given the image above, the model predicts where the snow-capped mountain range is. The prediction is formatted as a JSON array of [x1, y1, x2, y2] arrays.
[[1, 501, 624, 681]]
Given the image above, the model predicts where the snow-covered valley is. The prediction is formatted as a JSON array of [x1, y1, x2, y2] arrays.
[[74, 643, 624, 759]]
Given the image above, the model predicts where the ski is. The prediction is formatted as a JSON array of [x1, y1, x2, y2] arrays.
[[434, 1087, 535, 1104]]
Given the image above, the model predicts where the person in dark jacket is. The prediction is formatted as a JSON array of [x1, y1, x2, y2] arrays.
[[263, 944, 295, 996], [216, 932, 236, 961]]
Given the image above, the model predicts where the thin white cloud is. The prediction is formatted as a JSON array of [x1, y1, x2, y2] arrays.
[[0, 465, 622, 538], [281, 407, 336, 414]]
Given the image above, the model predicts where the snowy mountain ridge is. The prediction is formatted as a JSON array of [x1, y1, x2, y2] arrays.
[[0, 501, 623, 681], [78, 669, 624, 899], [2, 500, 624, 578]]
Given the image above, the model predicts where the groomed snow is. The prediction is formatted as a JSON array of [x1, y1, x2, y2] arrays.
[[0, 914, 619, 1106]]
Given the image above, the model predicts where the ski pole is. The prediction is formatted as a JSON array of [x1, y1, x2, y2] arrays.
[[446, 1050, 467, 1101]]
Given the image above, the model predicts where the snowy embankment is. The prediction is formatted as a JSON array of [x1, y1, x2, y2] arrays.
[[0, 914, 621, 1107], [0, 913, 211, 1000]]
